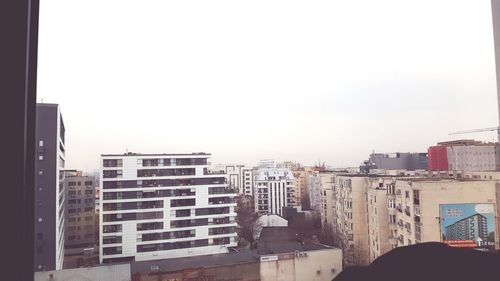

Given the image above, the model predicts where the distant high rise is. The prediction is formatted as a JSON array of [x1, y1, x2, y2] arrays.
[[361, 152, 428, 172], [428, 140, 500, 172], [210, 164, 254, 196], [34, 103, 66, 271], [253, 168, 294, 216], [99, 153, 237, 263]]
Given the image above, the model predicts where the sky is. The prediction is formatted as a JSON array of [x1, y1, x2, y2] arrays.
[[37, 0, 500, 172]]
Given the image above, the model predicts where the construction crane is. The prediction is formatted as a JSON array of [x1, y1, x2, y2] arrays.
[[449, 126, 500, 136], [449, 1, 500, 142]]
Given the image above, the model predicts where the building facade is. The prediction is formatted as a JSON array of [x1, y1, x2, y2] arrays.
[[211, 164, 254, 196], [99, 153, 238, 264], [332, 175, 371, 266], [394, 179, 500, 250], [253, 168, 294, 216], [293, 167, 316, 207], [361, 152, 428, 172], [308, 173, 322, 214], [35, 103, 66, 271], [64, 170, 96, 255], [367, 178, 395, 263], [429, 140, 500, 172]]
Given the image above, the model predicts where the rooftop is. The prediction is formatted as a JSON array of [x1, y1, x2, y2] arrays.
[[101, 152, 211, 157], [35, 264, 131, 281], [130, 250, 258, 275], [130, 240, 336, 275]]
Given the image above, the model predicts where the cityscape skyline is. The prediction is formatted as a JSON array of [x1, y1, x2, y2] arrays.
[[38, 0, 499, 172]]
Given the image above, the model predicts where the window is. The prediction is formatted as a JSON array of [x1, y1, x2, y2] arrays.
[[38, 155, 43, 160]]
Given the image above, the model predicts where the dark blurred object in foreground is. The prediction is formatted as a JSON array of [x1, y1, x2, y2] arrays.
[[333, 242, 500, 281]]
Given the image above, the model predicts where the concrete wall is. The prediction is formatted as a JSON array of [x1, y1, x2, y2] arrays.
[[260, 248, 342, 281], [395, 180, 500, 251], [135, 262, 260, 281], [367, 184, 391, 263]]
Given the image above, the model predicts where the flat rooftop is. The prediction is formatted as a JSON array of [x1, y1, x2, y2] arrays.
[[130, 241, 337, 274], [130, 250, 258, 274], [101, 152, 211, 157]]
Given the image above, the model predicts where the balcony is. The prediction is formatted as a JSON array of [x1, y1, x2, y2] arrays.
[[203, 168, 226, 175], [208, 187, 236, 195], [414, 205, 421, 216], [404, 207, 411, 217]]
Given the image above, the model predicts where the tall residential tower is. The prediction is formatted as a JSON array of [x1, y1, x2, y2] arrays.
[[99, 153, 237, 263], [34, 103, 66, 271]]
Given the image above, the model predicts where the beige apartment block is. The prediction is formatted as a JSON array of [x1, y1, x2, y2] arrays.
[[395, 179, 500, 249], [292, 167, 316, 206], [333, 175, 371, 266], [319, 173, 335, 231], [367, 178, 396, 263]]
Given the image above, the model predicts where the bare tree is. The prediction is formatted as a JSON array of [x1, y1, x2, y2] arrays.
[[319, 222, 335, 247], [235, 196, 259, 248]]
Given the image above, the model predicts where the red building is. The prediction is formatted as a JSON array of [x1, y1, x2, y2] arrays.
[[428, 146, 448, 171]]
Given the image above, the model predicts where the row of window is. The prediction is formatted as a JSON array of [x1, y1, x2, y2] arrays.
[[68, 207, 93, 214], [68, 181, 93, 186], [103, 158, 208, 168], [67, 215, 93, 223], [139, 229, 195, 242], [103, 211, 164, 222], [137, 168, 196, 178], [103, 200, 164, 211], [103, 178, 226, 189], [103, 189, 195, 200], [103, 213, 233, 232], [68, 190, 93, 195], [68, 198, 94, 204]]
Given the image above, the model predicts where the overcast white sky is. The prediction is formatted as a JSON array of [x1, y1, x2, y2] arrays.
[[37, 0, 499, 172]]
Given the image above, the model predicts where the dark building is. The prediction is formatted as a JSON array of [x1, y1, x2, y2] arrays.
[[64, 170, 96, 256], [35, 103, 66, 271], [360, 152, 428, 173]]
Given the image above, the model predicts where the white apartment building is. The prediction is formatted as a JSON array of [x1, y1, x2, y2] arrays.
[[254, 168, 294, 216], [211, 164, 254, 196], [99, 153, 237, 264], [241, 167, 254, 196]]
